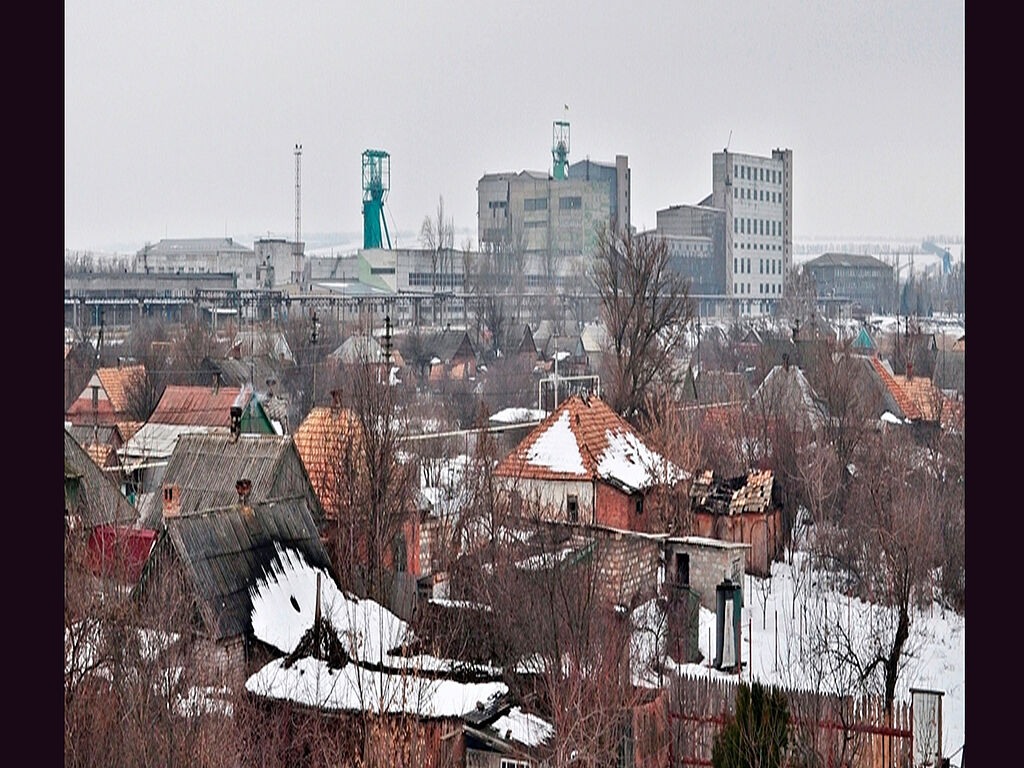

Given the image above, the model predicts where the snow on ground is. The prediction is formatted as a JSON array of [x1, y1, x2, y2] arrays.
[[246, 655, 507, 717], [632, 554, 964, 755], [490, 706, 554, 747], [525, 411, 586, 474]]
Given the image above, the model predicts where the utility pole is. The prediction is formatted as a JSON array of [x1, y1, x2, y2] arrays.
[[310, 309, 320, 406]]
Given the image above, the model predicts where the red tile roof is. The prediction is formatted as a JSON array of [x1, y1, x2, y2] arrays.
[[292, 406, 363, 515], [871, 357, 948, 423], [96, 365, 145, 414], [149, 385, 245, 427], [495, 394, 676, 491]]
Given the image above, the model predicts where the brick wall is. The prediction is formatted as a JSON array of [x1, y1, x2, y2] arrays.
[[692, 509, 782, 577], [587, 527, 661, 607], [666, 541, 746, 611]]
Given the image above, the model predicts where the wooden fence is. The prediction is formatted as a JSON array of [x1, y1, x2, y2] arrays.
[[632, 675, 913, 768]]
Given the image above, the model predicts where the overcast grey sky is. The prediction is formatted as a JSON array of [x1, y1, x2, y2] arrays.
[[65, 1, 964, 252]]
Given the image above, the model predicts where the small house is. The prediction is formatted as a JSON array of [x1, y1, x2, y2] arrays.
[[65, 363, 146, 441], [689, 469, 784, 577], [495, 395, 684, 533]]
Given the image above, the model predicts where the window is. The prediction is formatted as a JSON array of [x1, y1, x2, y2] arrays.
[[635, 496, 644, 516], [370, 267, 396, 275], [559, 196, 582, 210], [567, 494, 579, 523], [501, 760, 529, 768], [675, 553, 690, 585], [488, 200, 507, 210], [524, 197, 548, 211]]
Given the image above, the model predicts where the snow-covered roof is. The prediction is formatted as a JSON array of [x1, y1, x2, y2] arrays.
[[490, 707, 554, 747], [496, 395, 684, 493], [488, 407, 548, 425], [246, 656, 507, 718]]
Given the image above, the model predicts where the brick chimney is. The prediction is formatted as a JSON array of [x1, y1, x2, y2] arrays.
[[330, 389, 343, 409], [213, 371, 221, 394], [782, 353, 790, 371], [906, 362, 913, 380], [162, 484, 180, 518], [235, 478, 252, 506]]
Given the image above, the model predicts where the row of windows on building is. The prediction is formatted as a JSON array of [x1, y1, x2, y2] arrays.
[[408, 272, 465, 288], [735, 187, 784, 203], [734, 257, 782, 275], [737, 242, 781, 251], [735, 217, 783, 237], [734, 164, 783, 184], [733, 282, 782, 295]]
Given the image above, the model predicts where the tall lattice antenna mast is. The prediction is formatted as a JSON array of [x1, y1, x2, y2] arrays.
[[293, 143, 303, 284]]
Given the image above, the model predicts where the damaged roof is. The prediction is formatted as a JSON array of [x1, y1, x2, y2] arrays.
[[495, 395, 683, 493], [690, 469, 778, 515]]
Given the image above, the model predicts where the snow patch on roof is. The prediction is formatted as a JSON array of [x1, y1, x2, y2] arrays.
[[598, 429, 683, 492], [489, 407, 548, 424], [491, 706, 554, 746], [246, 656, 507, 717], [250, 546, 408, 665], [525, 412, 586, 475]]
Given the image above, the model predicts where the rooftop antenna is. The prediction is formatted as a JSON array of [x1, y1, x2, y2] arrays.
[[725, 129, 733, 152]]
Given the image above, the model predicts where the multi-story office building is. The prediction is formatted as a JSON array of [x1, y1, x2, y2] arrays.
[[712, 148, 792, 315]]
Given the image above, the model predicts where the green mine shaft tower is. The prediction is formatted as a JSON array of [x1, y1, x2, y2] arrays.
[[552, 121, 570, 180], [362, 149, 392, 249]]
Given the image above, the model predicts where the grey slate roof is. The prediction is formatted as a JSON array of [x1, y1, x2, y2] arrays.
[[804, 252, 890, 269], [158, 433, 323, 523], [142, 237, 254, 255], [161, 496, 331, 641], [64, 429, 137, 527]]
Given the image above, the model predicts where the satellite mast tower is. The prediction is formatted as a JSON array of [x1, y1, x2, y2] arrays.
[[293, 143, 304, 285], [362, 149, 392, 249]]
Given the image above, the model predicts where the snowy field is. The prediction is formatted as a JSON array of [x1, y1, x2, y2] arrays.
[[633, 553, 964, 756]]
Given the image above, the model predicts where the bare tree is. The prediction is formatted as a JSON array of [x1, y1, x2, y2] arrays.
[[420, 195, 455, 327], [594, 227, 695, 424]]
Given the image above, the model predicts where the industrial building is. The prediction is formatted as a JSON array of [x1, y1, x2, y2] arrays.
[[713, 148, 793, 316], [134, 238, 261, 289], [804, 252, 894, 314], [643, 203, 727, 297], [477, 121, 630, 289]]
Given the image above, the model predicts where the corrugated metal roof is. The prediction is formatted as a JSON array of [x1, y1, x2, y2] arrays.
[[122, 423, 226, 462], [162, 497, 330, 641], [149, 384, 248, 427]]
